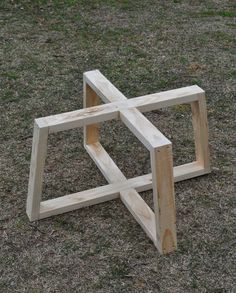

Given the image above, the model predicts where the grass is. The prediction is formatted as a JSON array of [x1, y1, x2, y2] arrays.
[[199, 10, 236, 17], [1, 71, 19, 80], [229, 69, 236, 77], [0, 0, 235, 292]]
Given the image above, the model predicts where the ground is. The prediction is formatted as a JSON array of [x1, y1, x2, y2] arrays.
[[0, 0, 235, 292]]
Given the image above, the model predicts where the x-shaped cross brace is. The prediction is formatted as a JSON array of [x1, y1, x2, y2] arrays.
[[27, 70, 210, 254]]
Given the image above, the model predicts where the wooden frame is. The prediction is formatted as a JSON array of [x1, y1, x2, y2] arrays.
[[26, 70, 210, 254]]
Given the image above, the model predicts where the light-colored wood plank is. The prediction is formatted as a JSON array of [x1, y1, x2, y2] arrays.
[[119, 189, 157, 247], [26, 122, 48, 221], [36, 102, 118, 133], [84, 70, 203, 110], [38, 160, 206, 220], [83, 83, 101, 144], [85, 143, 206, 186], [84, 70, 127, 103], [129, 85, 203, 113], [85, 142, 126, 183], [85, 69, 204, 127], [173, 161, 206, 181], [120, 107, 171, 150], [191, 93, 210, 173], [39, 174, 152, 220], [34, 84, 203, 134], [150, 144, 177, 254], [40, 187, 119, 219]]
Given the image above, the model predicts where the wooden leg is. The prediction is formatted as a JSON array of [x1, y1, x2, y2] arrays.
[[83, 82, 100, 145], [191, 93, 210, 173], [26, 122, 48, 221], [150, 144, 177, 254]]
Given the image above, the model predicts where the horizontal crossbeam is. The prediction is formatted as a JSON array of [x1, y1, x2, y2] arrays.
[[39, 159, 205, 220], [39, 173, 151, 220], [35, 82, 204, 134]]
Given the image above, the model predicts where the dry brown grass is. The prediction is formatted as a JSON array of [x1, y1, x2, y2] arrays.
[[0, 0, 235, 292]]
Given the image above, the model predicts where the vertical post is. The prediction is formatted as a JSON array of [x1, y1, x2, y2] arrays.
[[83, 78, 101, 145], [150, 144, 177, 254], [26, 121, 48, 221], [191, 92, 210, 172]]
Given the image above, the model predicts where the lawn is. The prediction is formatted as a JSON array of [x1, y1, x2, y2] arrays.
[[0, 0, 235, 292]]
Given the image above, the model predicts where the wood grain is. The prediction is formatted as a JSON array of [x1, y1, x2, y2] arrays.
[[83, 83, 101, 145], [150, 145, 177, 254], [38, 160, 205, 221], [191, 93, 210, 173], [27, 122, 48, 221]]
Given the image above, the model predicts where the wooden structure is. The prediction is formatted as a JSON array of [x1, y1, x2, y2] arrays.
[[26, 70, 210, 254]]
